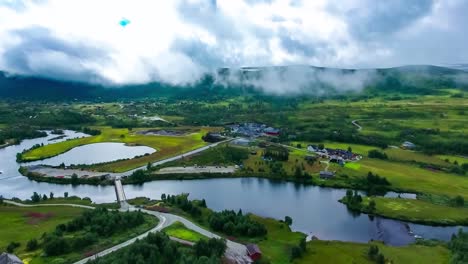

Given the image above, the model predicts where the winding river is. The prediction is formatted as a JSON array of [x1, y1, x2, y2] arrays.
[[0, 131, 466, 245]]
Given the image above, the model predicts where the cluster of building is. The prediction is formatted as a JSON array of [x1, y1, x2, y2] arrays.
[[307, 145, 361, 164], [228, 123, 280, 138]]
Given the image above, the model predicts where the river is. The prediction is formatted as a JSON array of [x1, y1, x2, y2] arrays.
[[0, 131, 466, 245]]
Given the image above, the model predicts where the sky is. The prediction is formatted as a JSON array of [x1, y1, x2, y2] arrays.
[[0, 0, 467, 86]]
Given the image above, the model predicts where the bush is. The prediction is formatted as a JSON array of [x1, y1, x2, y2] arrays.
[[6, 242, 20, 253], [26, 239, 38, 251], [368, 149, 388, 160]]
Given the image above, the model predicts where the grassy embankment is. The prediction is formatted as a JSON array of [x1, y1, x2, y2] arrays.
[[294, 240, 450, 264], [352, 197, 468, 226], [162, 221, 207, 242], [20, 126, 212, 172]]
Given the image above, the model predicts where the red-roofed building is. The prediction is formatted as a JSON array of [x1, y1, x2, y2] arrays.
[[246, 244, 262, 261]]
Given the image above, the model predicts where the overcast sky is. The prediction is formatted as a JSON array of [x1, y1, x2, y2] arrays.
[[0, 0, 467, 85]]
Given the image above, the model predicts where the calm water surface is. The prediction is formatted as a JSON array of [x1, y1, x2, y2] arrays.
[[28, 142, 155, 166], [0, 133, 465, 245]]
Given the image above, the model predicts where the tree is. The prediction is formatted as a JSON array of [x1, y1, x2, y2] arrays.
[[285, 216, 293, 226], [348, 146, 352, 152], [6, 242, 20, 253], [368, 245, 379, 259], [71, 173, 79, 185], [377, 253, 385, 264], [290, 245, 302, 260], [31, 192, 41, 203], [44, 236, 69, 256], [453, 196, 465, 207], [42, 194, 48, 201], [161, 193, 166, 200], [64, 192, 69, 198], [368, 200, 376, 213], [200, 199, 207, 208], [294, 166, 303, 178], [318, 143, 325, 150], [26, 239, 38, 251], [50, 192, 54, 199], [299, 237, 307, 252], [146, 162, 152, 171]]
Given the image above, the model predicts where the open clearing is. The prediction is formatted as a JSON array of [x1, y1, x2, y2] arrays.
[[295, 240, 450, 264], [162, 221, 207, 242], [363, 197, 468, 225], [0, 205, 86, 253]]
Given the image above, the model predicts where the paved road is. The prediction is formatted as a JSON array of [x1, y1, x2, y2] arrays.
[[156, 165, 237, 174], [3, 200, 95, 210], [351, 120, 362, 131], [320, 161, 330, 171], [138, 208, 250, 263]]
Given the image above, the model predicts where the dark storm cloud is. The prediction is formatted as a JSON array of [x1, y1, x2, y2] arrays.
[[4, 26, 110, 83]]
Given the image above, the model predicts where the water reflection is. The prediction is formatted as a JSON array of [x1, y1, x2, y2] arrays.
[[0, 134, 466, 245]]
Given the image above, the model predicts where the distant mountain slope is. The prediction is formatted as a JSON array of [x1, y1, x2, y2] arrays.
[[0, 65, 466, 101]]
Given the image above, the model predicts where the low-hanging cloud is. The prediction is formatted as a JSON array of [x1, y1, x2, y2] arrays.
[[213, 66, 377, 96], [0, 0, 467, 94]]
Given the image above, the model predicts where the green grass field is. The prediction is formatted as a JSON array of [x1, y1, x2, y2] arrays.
[[251, 216, 306, 264], [361, 197, 468, 225], [436, 154, 468, 165], [21, 127, 211, 172], [162, 221, 207, 242], [339, 158, 468, 199], [0, 203, 157, 264], [295, 240, 450, 264], [0, 205, 86, 255]]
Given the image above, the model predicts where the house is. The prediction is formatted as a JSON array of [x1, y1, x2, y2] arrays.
[[0, 253, 23, 264], [246, 244, 262, 261], [402, 141, 416, 149], [319, 171, 335, 179], [231, 138, 251, 146], [307, 145, 317, 152], [264, 127, 280, 136]]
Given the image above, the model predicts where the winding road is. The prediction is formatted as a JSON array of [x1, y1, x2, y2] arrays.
[[3, 199, 251, 264], [351, 120, 362, 131]]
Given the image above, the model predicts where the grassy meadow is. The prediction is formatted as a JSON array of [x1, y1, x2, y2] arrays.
[[0, 205, 86, 256], [162, 221, 207, 242], [295, 240, 450, 264], [361, 197, 468, 225]]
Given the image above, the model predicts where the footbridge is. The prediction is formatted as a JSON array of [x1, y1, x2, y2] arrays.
[[114, 178, 130, 210]]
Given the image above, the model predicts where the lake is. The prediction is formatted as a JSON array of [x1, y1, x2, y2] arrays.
[[28, 142, 156, 166], [0, 132, 466, 245]]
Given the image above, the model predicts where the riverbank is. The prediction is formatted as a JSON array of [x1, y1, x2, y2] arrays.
[[295, 240, 450, 264], [341, 196, 468, 226]]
